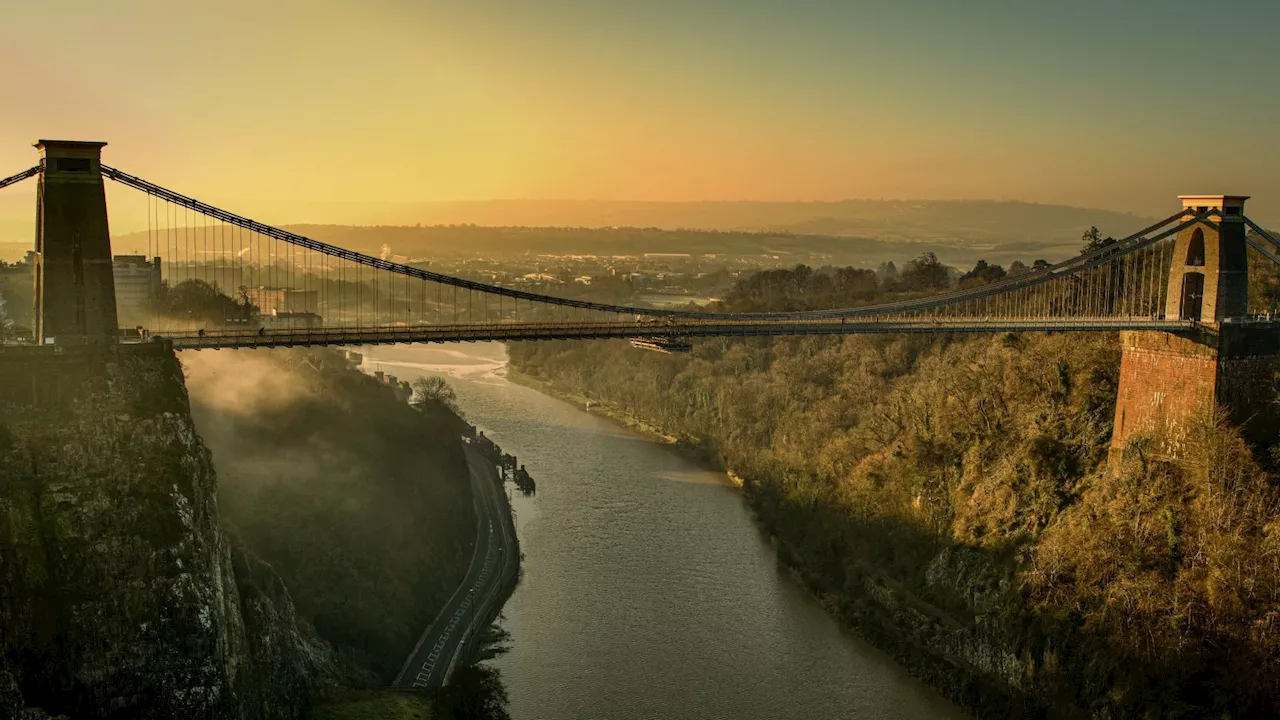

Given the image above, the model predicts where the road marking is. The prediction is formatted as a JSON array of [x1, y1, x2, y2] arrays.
[[393, 455, 494, 687], [399, 446, 516, 689]]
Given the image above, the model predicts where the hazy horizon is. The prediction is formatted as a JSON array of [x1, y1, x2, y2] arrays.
[[2, 0, 1277, 226], [0, 192, 1164, 264]]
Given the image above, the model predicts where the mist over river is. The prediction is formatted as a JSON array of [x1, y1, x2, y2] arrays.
[[362, 342, 966, 720]]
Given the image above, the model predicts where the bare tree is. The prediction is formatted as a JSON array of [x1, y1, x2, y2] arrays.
[[411, 376, 462, 416]]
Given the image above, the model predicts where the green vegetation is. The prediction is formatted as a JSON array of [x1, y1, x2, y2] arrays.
[[430, 666, 511, 720], [1248, 239, 1280, 314], [0, 291, 12, 339], [0, 265, 32, 337], [0, 338, 510, 718], [412, 375, 464, 417], [0, 345, 314, 720], [312, 692, 435, 720], [311, 667, 508, 720], [186, 347, 515, 718], [709, 253, 983, 314], [151, 278, 257, 326], [186, 349, 475, 680], [1078, 224, 1117, 254], [508, 262, 1280, 719]]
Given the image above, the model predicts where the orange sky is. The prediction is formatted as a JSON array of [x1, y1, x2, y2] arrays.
[[1, 0, 1277, 226]]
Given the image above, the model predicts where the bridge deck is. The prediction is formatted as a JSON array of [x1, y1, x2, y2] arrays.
[[155, 318, 1199, 350], [8, 160, 1280, 354]]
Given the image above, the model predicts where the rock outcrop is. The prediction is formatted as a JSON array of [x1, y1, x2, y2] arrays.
[[0, 344, 331, 719]]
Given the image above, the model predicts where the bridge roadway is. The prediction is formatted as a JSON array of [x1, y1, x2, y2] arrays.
[[393, 443, 518, 689], [163, 317, 1197, 350]]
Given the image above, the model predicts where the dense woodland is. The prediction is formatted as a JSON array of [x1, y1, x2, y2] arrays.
[[183, 349, 510, 718], [509, 244, 1280, 718], [185, 349, 475, 678]]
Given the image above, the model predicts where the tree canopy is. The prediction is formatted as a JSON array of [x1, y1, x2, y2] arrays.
[[507, 254, 1280, 718], [150, 279, 256, 327], [1080, 225, 1118, 254], [412, 375, 463, 417], [958, 260, 1007, 287]]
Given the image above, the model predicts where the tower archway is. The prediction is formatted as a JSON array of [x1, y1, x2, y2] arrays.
[[1186, 228, 1205, 267]]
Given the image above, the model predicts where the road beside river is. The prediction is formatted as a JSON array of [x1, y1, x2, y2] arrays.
[[394, 443, 517, 688], [366, 342, 967, 720]]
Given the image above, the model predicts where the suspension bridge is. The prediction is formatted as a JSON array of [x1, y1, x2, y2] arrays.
[[1, 140, 1278, 353], [4, 139, 1280, 459]]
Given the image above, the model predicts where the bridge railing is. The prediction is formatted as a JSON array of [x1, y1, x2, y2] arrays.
[[157, 316, 1200, 350]]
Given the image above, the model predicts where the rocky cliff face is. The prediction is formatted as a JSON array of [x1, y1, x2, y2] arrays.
[[0, 345, 331, 719]]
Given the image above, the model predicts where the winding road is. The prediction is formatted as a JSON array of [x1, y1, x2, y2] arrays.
[[393, 442, 518, 688]]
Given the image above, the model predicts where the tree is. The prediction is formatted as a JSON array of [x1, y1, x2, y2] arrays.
[[0, 290, 12, 340], [833, 267, 879, 298], [152, 279, 256, 327], [1009, 260, 1029, 276], [1081, 225, 1118, 254], [958, 260, 1007, 287], [433, 665, 510, 720], [897, 253, 951, 292], [1247, 243, 1280, 314], [411, 375, 462, 416]]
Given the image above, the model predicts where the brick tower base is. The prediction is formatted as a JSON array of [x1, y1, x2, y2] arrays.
[[1110, 326, 1280, 462]]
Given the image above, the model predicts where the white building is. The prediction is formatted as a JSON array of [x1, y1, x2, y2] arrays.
[[112, 255, 161, 327]]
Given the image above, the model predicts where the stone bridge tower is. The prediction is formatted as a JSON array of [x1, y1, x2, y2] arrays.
[[32, 140, 118, 346], [1110, 195, 1280, 459]]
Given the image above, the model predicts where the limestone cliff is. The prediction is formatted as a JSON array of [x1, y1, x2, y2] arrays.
[[0, 344, 333, 719]]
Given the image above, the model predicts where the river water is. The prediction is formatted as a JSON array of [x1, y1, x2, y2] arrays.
[[363, 342, 966, 720]]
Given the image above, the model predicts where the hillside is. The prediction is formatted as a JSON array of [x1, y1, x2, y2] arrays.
[[0, 197, 1165, 266], [0, 342, 506, 718], [183, 348, 478, 682], [330, 198, 1153, 248], [506, 265, 1280, 719], [0, 345, 333, 719], [100, 199, 1163, 270]]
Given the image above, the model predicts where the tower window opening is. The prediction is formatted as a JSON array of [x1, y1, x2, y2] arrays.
[[1186, 228, 1205, 267], [56, 158, 91, 172]]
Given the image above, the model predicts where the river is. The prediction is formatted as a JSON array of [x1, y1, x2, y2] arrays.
[[363, 342, 967, 720]]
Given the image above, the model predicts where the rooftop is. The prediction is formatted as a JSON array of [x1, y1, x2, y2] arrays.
[[1178, 194, 1250, 211], [34, 139, 108, 151]]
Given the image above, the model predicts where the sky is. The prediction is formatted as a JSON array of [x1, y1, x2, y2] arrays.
[[1, 0, 1278, 224]]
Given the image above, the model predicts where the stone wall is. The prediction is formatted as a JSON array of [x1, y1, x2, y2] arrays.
[[1111, 330, 1219, 458], [1111, 325, 1280, 459]]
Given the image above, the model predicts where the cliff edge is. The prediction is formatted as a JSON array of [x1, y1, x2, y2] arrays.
[[0, 344, 333, 720]]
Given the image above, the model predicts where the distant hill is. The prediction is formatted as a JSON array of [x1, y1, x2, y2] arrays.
[[115, 199, 1164, 267], [274, 225, 961, 265], [107, 220, 1129, 271], [3, 195, 1175, 266], [347, 198, 1155, 253]]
